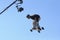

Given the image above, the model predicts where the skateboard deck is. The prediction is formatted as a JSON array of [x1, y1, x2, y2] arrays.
[[30, 27, 44, 33]]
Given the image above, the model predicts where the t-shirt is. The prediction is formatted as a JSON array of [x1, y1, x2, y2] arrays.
[[30, 14, 40, 22]]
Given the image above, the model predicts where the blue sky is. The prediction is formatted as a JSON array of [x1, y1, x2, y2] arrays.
[[0, 0, 60, 40]]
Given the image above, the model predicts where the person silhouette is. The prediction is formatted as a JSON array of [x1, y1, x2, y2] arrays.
[[26, 14, 44, 33]]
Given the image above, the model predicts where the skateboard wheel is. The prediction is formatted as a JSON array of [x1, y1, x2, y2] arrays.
[[42, 27, 44, 30], [30, 29, 32, 32]]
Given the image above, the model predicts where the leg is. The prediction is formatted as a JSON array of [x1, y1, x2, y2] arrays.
[[37, 27, 41, 33], [38, 26, 41, 30], [32, 20, 37, 30], [38, 30, 40, 33], [30, 27, 36, 32]]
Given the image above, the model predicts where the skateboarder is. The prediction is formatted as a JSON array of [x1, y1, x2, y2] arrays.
[[26, 14, 44, 33]]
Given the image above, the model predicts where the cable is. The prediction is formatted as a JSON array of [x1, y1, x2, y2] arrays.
[[0, 0, 17, 15]]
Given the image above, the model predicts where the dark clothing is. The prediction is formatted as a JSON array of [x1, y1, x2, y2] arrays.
[[30, 14, 40, 22]]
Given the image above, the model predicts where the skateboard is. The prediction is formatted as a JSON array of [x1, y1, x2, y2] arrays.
[[30, 27, 44, 33]]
